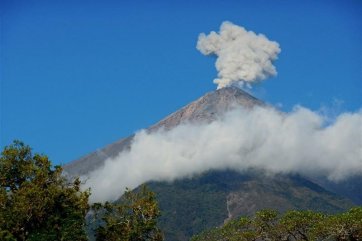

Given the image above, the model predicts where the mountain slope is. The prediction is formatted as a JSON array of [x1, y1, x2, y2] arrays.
[[64, 87, 357, 241], [64, 87, 263, 176], [146, 170, 353, 241]]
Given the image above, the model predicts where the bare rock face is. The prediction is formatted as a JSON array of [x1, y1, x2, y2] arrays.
[[63, 87, 263, 176], [149, 87, 264, 131]]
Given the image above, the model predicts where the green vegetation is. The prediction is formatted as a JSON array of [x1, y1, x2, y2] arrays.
[[91, 185, 163, 241], [1, 141, 360, 241], [147, 172, 234, 240], [0, 141, 163, 241], [146, 170, 353, 241], [191, 207, 362, 241], [0, 141, 90, 241]]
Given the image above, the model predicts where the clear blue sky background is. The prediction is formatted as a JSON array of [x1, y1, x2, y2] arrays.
[[1, 0, 361, 165]]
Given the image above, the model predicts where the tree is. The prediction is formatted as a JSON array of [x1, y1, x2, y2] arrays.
[[316, 207, 362, 241], [252, 209, 280, 240], [92, 185, 163, 241], [192, 207, 362, 241], [0, 140, 90, 241], [279, 210, 325, 241]]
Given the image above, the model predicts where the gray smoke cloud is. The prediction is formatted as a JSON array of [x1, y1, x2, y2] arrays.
[[84, 106, 362, 202], [197, 21, 281, 89]]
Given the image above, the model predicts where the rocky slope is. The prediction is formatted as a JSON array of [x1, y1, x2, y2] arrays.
[[63, 87, 263, 176]]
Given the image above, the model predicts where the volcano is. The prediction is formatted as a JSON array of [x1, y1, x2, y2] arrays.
[[63, 87, 263, 176], [64, 87, 357, 241]]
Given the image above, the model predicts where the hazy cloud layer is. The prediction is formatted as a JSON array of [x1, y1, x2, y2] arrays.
[[197, 21, 281, 89], [84, 106, 362, 202]]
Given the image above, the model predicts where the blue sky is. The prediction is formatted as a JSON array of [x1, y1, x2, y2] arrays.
[[1, 0, 361, 165]]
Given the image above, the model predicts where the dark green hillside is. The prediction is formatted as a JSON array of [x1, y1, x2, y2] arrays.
[[147, 171, 252, 241], [145, 170, 354, 241], [313, 175, 362, 205]]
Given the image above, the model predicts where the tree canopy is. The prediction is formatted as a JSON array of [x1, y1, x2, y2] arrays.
[[0, 140, 90, 241], [192, 207, 362, 241], [92, 185, 163, 241], [0, 140, 164, 241]]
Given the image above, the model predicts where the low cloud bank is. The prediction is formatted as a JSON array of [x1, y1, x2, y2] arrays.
[[197, 21, 281, 89], [84, 106, 362, 202]]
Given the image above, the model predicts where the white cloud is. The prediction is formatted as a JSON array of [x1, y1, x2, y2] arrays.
[[84, 106, 362, 202]]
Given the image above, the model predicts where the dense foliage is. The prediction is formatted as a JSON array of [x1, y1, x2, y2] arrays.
[[92, 185, 163, 241], [0, 141, 163, 241], [0, 141, 90, 241], [191, 207, 362, 241]]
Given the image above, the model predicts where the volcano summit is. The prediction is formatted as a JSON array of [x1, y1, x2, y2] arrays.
[[64, 87, 263, 177]]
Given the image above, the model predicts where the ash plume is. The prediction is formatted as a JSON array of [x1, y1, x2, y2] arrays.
[[84, 106, 362, 202], [197, 21, 281, 89]]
